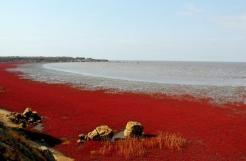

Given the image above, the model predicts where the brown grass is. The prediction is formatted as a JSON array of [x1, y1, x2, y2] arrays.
[[96, 131, 187, 159]]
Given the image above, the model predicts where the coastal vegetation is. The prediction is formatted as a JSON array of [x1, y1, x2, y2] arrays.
[[0, 86, 4, 93], [97, 132, 187, 159], [1, 106, 188, 160], [0, 56, 108, 63], [79, 121, 187, 159], [0, 63, 245, 161]]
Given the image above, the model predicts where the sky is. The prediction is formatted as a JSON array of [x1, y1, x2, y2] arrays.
[[0, 0, 246, 62]]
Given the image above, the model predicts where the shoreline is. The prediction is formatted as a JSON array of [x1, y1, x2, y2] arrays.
[[0, 62, 246, 161], [42, 62, 246, 86], [11, 62, 246, 105]]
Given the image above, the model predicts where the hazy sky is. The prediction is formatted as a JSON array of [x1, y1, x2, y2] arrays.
[[0, 0, 246, 61]]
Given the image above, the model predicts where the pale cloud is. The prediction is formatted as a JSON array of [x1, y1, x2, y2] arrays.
[[215, 14, 246, 32], [179, 3, 203, 16]]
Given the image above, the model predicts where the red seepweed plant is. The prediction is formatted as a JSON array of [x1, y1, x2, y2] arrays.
[[97, 131, 187, 159], [0, 86, 4, 93]]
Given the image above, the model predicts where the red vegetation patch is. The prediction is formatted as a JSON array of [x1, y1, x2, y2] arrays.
[[0, 63, 246, 161], [96, 132, 187, 159], [0, 86, 4, 93]]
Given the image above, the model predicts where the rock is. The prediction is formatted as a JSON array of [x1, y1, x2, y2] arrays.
[[22, 108, 33, 118], [22, 108, 41, 124], [123, 121, 144, 138], [28, 113, 41, 123], [7, 112, 26, 124], [40, 146, 56, 161], [79, 133, 86, 139], [77, 133, 86, 143], [77, 139, 83, 143], [19, 121, 27, 128], [87, 125, 114, 141], [6, 108, 42, 128]]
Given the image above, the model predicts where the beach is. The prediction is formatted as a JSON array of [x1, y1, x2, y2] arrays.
[[0, 62, 246, 161]]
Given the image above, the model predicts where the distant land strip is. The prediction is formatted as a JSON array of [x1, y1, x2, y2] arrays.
[[0, 56, 109, 63]]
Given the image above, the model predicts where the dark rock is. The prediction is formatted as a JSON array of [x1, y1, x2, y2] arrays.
[[40, 146, 56, 161], [6, 108, 42, 128], [77, 133, 87, 143], [123, 121, 144, 138]]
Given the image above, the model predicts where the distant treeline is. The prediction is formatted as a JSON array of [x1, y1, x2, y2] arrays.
[[0, 56, 109, 63]]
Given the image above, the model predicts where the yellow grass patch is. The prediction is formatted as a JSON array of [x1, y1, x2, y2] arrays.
[[96, 131, 187, 159]]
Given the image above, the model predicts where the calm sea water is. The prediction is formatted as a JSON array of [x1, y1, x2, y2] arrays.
[[12, 61, 246, 103], [43, 61, 246, 87]]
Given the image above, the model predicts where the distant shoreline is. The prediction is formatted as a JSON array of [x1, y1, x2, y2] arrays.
[[0, 56, 109, 63]]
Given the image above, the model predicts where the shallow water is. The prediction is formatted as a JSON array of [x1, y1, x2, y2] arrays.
[[43, 61, 246, 86], [11, 62, 246, 104]]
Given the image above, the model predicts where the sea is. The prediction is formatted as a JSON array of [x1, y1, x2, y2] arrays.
[[13, 61, 246, 104], [43, 61, 246, 86]]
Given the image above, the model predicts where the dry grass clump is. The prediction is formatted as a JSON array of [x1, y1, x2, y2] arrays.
[[156, 131, 187, 151], [97, 131, 187, 159], [99, 139, 146, 158]]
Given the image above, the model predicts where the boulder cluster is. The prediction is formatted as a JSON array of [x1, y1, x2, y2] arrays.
[[77, 121, 144, 143], [6, 108, 41, 128]]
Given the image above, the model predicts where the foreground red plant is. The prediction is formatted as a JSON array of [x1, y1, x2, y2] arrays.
[[0, 86, 4, 93], [97, 132, 187, 159]]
